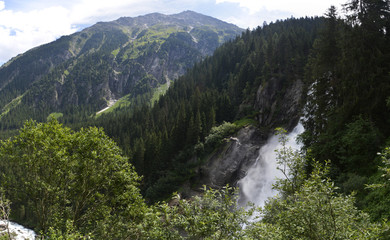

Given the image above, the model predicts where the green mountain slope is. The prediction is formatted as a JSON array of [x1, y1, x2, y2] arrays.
[[88, 17, 324, 201], [0, 11, 243, 130], [89, 3, 390, 213], [1, 1, 390, 237]]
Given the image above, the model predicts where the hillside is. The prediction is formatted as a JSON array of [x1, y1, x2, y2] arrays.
[[88, 2, 390, 216], [90, 17, 324, 200], [0, 1, 390, 238], [0, 11, 243, 130]]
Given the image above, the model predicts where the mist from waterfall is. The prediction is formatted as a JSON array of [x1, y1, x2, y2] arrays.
[[238, 123, 304, 208]]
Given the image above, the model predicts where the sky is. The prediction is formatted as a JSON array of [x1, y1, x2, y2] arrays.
[[0, 0, 346, 66]]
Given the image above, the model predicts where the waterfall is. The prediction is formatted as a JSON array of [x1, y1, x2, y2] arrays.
[[238, 123, 304, 208], [0, 221, 36, 240]]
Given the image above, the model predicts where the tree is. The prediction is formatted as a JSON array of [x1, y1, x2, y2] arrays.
[[246, 129, 385, 239], [0, 189, 11, 240], [303, 6, 342, 151], [338, 116, 382, 175], [364, 146, 390, 226], [303, 0, 390, 183], [272, 128, 306, 196], [171, 186, 251, 239], [0, 119, 147, 238], [344, 0, 390, 35], [377, 147, 390, 184], [143, 186, 252, 240], [259, 161, 383, 239]]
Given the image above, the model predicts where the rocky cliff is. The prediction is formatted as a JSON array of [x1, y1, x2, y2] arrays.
[[191, 77, 304, 191], [255, 78, 303, 131], [198, 126, 267, 189]]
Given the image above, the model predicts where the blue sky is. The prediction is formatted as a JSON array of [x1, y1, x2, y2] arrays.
[[0, 0, 345, 66]]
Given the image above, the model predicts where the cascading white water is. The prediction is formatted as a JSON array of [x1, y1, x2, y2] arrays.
[[238, 123, 304, 208], [0, 221, 36, 239]]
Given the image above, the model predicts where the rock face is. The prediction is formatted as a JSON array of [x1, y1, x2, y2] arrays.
[[196, 126, 267, 189], [255, 78, 304, 131], [193, 78, 304, 190]]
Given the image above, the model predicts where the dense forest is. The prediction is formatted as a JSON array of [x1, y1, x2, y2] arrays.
[[1, 0, 390, 238], [84, 16, 322, 200], [302, 1, 390, 218]]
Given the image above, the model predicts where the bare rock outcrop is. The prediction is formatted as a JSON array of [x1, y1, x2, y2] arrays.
[[189, 78, 304, 192], [195, 126, 267, 189], [255, 78, 303, 131]]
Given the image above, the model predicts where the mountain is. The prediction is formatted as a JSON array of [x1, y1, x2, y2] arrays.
[[88, 17, 324, 201], [0, 11, 243, 130], [89, 4, 390, 210], [1, 1, 390, 236]]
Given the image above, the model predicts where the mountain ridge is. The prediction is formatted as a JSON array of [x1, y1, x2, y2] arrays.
[[0, 11, 243, 129]]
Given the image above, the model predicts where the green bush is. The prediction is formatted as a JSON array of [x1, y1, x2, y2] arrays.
[[204, 122, 239, 149]]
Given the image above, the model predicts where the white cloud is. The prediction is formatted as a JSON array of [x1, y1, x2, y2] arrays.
[[69, 0, 174, 24], [0, 0, 185, 65], [216, 0, 345, 16], [0, 0, 347, 66], [0, 0, 193, 65], [216, 6, 293, 30], [0, 3, 78, 64]]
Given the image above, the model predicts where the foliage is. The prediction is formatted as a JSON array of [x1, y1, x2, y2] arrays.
[[302, 2, 390, 178], [273, 127, 306, 195], [247, 129, 385, 239], [150, 81, 170, 106], [169, 186, 251, 239], [377, 146, 390, 184], [0, 189, 11, 240], [204, 122, 239, 149], [139, 186, 252, 240], [338, 116, 382, 175], [233, 112, 259, 128], [0, 1, 389, 238], [248, 161, 385, 239], [1, 121, 389, 239], [47, 112, 64, 121], [0, 119, 147, 238], [301, 4, 390, 221], [45, 220, 85, 240], [364, 146, 390, 225], [87, 17, 322, 200], [0, 16, 323, 201]]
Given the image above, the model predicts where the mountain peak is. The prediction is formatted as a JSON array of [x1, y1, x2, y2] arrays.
[[114, 11, 241, 31], [0, 11, 243, 129], [173, 10, 240, 30]]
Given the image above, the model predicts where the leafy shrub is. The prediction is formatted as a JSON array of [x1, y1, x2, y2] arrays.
[[204, 122, 239, 149]]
